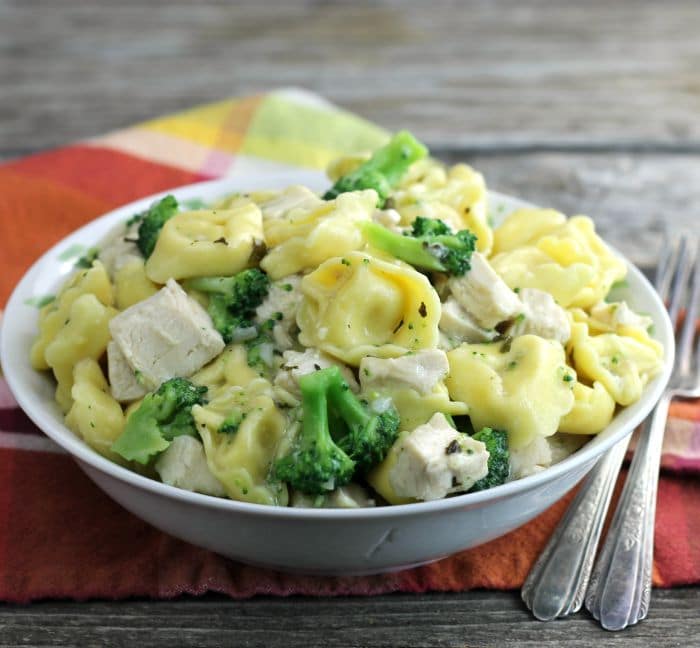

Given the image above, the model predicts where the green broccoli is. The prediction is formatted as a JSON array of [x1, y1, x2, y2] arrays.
[[326, 374, 401, 473], [363, 216, 477, 276], [245, 327, 275, 375], [323, 131, 428, 207], [134, 195, 179, 258], [111, 378, 207, 464], [274, 367, 400, 493], [470, 427, 509, 492], [273, 368, 356, 494], [184, 269, 270, 343]]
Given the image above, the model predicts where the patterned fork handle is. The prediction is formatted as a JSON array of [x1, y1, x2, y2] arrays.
[[584, 396, 671, 630], [521, 436, 630, 620]]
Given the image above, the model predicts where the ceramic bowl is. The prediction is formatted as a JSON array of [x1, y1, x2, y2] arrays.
[[0, 172, 674, 575]]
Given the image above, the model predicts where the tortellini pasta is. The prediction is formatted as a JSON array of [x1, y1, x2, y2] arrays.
[[297, 251, 441, 365], [193, 380, 290, 506], [114, 258, 159, 310], [445, 335, 576, 449], [146, 203, 264, 283], [191, 344, 261, 393], [65, 358, 126, 462], [44, 293, 117, 412], [490, 210, 626, 309], [30, 261, 113, 370], [558, 381, 616, 435], [260, 190, 376, 279], [568, 321, 663, 406]]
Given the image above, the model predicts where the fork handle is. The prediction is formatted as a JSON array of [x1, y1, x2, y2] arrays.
[[521, 437, 629, 620], [585, 396, 671, 631]]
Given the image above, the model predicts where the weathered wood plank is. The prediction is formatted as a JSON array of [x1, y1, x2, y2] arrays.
[[3, 0, 700, 154], [1, 589, 699, 648]]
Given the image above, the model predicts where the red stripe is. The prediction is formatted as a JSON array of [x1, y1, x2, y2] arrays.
[[4, 145, 210, 207], [0, 408, 43, 435]]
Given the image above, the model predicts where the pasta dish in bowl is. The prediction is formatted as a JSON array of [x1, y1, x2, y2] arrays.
[[1, 133, 673, 573]]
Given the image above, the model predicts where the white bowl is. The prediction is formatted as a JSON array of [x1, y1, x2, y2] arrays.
[[0, 173, 675, 575]]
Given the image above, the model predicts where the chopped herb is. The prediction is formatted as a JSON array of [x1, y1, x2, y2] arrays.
[[418, 302, 428, 318], [611, 355, 620, 365], [363, 368, 371, 377], [563, 374, 574, 383], [213, 237, 228, 245], [445, 439, 461, 455], [515, 313, 526, 323], [75, 247, 100, 268], [24, 294, 56, 308], [514, 287, 521, 294], [341, 258, 351, 266], [362, 258, 370, 264], [282, 283, 294, 292], [219, 410, 245, 435], [408, 323, 415, 330], [500, 336, 513, 353], [393, 318, 405, 334], [507, 360, 518, 370]]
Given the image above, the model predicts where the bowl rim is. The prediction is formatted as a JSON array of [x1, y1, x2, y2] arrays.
[[0, 175, 675, 521]]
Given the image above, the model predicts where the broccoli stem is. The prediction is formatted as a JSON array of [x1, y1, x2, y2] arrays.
[[323, 131, 428, 206], [362, 221, 447, 272]]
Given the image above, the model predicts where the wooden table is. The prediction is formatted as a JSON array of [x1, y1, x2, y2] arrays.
[[2, 1, 700, 646]]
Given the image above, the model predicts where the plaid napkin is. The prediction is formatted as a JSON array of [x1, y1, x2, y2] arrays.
[[1, 89, 699, 602]]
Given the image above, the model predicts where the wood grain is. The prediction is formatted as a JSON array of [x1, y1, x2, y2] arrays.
[[3, 0, 700, 155], [2, 589, 700, 648]]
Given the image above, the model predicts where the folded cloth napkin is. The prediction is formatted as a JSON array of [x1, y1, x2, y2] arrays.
[[1, 89, 699, 602]]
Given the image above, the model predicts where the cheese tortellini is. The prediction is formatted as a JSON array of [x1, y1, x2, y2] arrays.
[[193, 380, 290, 506], [491, 209, 626, 308], [297, 251, 441, 365], [146, 203, 264, 283], [445, 336, 576, 449], [31, 135, 665, 508]]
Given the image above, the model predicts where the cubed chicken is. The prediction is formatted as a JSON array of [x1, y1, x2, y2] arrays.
[[98, 220, 141, 279], [389, 413, 489, 501], [259, 185, 323, 220], [255, 275, 303, 351], [590, 301, 653, 331], [439, 297, 499, 345], [359, 349, 449, 395], [508, 433, 587, 480], [509, 288, 571, 344], [109, 279, 224, 389], [447, 252, 523, 329], [154, 435, 226, 497], [372, 207, 403, 232], [107, 341, 147, 402], [291, 483, 376, 509], [274, 348, 359, 398]]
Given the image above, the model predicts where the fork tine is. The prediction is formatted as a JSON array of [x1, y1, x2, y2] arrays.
[[668, 236, 693, 327], [678, 239, 700, 378], [654, 227, 674, 295]]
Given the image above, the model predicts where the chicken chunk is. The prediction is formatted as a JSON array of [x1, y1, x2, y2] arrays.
[[109, 279, 224, 389], [389, 413, 489, 501], [274, 348, 359, 398], [98, 220, 141, 279], [439, 297, 498, 345], [155, 435, 226, 497], [291, 483, 376, 508], [509, 288, 571, 344], [359, 349, 449, 395], [255, 275, 303, 351], [259, 185, 323, 220], [508, 433, 587, 480], [590, 301, 653, 331], [447, 252, 522, 329], [107, 341, 147, 402]]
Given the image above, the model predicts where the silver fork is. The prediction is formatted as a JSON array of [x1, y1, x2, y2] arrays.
[[522, 232, 699, 627]]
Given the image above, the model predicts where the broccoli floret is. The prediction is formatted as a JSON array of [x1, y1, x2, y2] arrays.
[[323, 131, 428, 207], [273, 368, 356, 494], [326, 375, 400, 473], [219, 409, 245, 435], [470, 427, 509, 492], [273, 367, 400, 494], [111, 378, 207, 464], [184, 269, 270, 343], [134, 195, 179, 258], [363, 216, 477, 276]]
